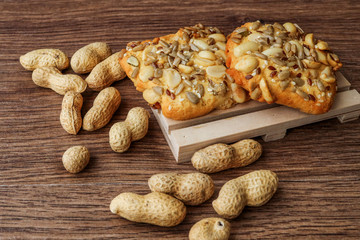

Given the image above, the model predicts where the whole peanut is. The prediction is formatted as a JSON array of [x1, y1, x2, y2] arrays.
[[212, 170, 278, 219], [32, 67, 87, 95], [110, 192, 186, 227], [70, 42, 112, 74], [189, 218, 231, 240], [191, 139, 262, 173], [148, 172, 214, 205], [62, 146, 90, 173], [109, 107, 150, 152], [60, 91, 83, 135], [83, 87, 121, 131], [20, 49, 69, 71], [85, 50, 126, 91]]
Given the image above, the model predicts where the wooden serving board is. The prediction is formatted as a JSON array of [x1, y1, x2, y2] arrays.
[[152, 72, 360, 163]]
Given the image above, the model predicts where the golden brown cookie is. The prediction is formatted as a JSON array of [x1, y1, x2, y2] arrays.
[[120, 24, 247, 120], [226, 21, 342, 114]]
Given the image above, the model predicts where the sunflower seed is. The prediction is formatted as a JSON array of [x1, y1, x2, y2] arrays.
[[250, 21, 261, 30], [234, 27, 246, 34], [173, 57, 181, 67], [186, 91, 200, 104], [277, 32, 288, 39], [189, 43, 199, 51], [131, 67, 139, 78], [225, 73, 234, 83], [250, 88, 261, 99], [273, 22, 285, 31], [154, 68, 163, 78], [293, 77, 305, 86], [304, 46, 310, 56], [296, 89, 309, 100], [284, 42, 291, 53], [159, 40, 170, 48], [316, 79, 325, 92], [278, 70, 290, 80], [270, 57, 286, 66], [231, 37, 242, 44], [132, 44, 145, 52], [174, 83, 184, 95], [279, 80, 290, 90], [184, 79, 192, 87], [195, 83, 205, 96], [253, 51, 268, 60]]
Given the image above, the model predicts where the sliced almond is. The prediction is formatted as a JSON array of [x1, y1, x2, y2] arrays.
[[231, 83, 246, 103], [194, 57, 215, 67], [302, 59, 321, 69], [215, 50, 226, 61], [143, 88, 161, 104], [262, 47, 283, 57], [320, 66, 336, 83], [206, 65, 226, 79], [235, 55, 259, 73], [178, 64, 194, 74], [315, 49, 328, 65], [305, 33, 315, 48], [193, 39, 209, 50], [234, 41, 259, 57], [163, 69, 181, 89], [198, 51, 216, 60], [139, 66, 154, 82], [209, 33, 226, 42], [316, 41, 329, 51], [215, 42, 226, 51], [283, 22, 297, 34], [259, 78, 273, 103]]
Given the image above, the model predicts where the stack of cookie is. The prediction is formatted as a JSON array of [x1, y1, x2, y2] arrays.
[[120, 21, 342, 120]]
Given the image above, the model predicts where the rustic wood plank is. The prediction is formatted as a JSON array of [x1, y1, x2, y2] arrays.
[[0, 0, 360, 239], [169, 89, 360, 162]]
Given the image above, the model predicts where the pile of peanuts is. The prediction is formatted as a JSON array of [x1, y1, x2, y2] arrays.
[[20, 44, 279, 240], [20, 43, 151, 173]]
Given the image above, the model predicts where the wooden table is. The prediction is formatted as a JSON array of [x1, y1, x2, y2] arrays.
[[1, 0, 359, 239]]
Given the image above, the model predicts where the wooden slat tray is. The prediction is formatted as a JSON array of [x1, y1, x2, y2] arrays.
[[152, 72, 360, 163]]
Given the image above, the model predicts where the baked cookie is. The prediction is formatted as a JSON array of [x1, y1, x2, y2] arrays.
[[120, 24, 247, 120], [226, 21, 342, 114]]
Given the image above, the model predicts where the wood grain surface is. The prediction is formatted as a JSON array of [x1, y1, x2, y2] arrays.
[[1, 0, 360, 239]]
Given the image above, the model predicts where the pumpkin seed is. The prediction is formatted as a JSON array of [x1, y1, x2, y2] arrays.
[[127, 56, 139, 67], [293, 77, 305, 86], [186, 91, 200, 104], [279, 80, 290, 90], [278, 70, 290, 80]]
